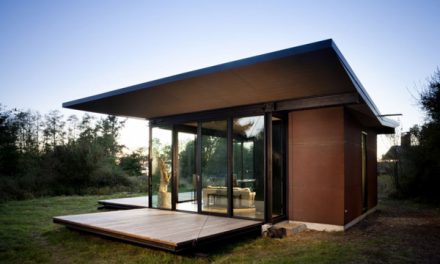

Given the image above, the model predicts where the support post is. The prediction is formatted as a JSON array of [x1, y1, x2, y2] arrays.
[[227, 117, 233, 217], [196, 121, 202, 213], [171, 127, 178, 210], [264, 113, 273, 223], [148, 124, 153, 208]]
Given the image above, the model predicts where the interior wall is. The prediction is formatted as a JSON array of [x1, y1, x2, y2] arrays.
[[288, 106, 345, 225], [344, 109, 378, 224]]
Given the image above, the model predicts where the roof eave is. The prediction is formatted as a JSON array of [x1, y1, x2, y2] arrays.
[[62, 39, 396, 133], [63, 39, 335, 109], [331, 42, 398, 132]]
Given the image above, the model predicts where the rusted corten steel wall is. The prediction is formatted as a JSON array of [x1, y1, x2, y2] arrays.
[[344, 110, 361, 224], [288, 106, 345, 225], [288, 106, 378, 226], [344, 110, 378, 224]]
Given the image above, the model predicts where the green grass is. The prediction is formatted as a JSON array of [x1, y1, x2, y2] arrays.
[[0, 193, 438, 263], [377, 174, 396, 198], [210, 237, 359, 264]]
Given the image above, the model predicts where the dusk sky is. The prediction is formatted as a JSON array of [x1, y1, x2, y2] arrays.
[[1, 0, 439, 156]]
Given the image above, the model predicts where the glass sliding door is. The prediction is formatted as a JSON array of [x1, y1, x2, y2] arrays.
[[201, 120, 228, 214], [232, 116, 265, 219], [175, 123, 197, 212], [149, 111, 286, 222], [151, 126, 172, 209], [272, 115, 285, 218]]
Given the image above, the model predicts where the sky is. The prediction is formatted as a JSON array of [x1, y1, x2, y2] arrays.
[[1, 0, 439, 156]]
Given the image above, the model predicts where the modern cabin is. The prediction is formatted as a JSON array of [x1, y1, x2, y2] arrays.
[[59, 39, 397, 235]]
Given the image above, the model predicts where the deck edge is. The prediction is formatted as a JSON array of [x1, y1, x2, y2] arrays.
[[53, 216, 178, 251]]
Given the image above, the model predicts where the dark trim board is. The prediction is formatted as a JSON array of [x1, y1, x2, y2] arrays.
[[98, 197, 148, 209], [150, 92, 360, 126], [53, 208, 262, 252], [275, 92, 359, 112]]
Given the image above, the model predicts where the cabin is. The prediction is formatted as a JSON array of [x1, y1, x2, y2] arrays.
[[54, 39, 397, 251]]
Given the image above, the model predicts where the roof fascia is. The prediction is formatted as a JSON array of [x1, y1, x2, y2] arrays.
[[330, 41, 398, 128]]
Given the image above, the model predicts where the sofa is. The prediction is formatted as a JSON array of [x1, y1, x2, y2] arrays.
[[202, 186, 256, 208]]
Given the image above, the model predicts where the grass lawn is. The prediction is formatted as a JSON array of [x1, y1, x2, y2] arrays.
[[0, 191, 439, 263]]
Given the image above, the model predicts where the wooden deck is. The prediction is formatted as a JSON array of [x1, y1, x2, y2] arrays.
[[99, 195, 262, 218], [53, 208, 262, 252], [98, 193, 194, 210]]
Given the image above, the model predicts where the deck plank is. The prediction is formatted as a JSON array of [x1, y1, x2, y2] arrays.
[[53, 208, 261, 252]]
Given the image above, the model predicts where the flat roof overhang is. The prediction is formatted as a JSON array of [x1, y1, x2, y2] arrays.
[[63, 39, 397, 133]]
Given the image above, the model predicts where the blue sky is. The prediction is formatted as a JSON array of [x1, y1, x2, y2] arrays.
[[1, 0, 439, 155]]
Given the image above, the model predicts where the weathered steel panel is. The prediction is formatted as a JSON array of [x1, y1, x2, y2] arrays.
[[288, 107, 345, 225], [343, 110, 378, 224]]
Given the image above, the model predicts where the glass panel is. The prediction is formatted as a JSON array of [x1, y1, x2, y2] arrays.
[[233, 116, 264, 219], [151, 126, 172, 209], [176, 125, 197, 212], [272, 116, 284, 217], [201, 120, 227, 214]]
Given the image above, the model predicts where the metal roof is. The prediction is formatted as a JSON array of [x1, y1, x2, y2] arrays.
[[63, 39, 397, 131]]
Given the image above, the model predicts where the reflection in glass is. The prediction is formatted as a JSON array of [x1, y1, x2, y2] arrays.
[[151, 126, 172, 209], [201, 120, 228, 214], [176, 126, 197, 212], [233, 116, 265, 219]]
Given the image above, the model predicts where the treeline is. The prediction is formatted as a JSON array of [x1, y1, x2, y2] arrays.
[[0, 106, 147, 201], [390, 70, 440, 203]]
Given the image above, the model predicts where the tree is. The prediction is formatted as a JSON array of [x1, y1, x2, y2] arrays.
[[95, 115, 125, 158], [119, 148, 147, 176], [420, 70, 440, 124], [398, 70, 440, 202], [77, 113, 96, 144], [14, 110, 42, 154], [43, 110, 65, 151], [66, 114, 79, 144], [0, 105, 19, 176], [415, 70, 440, 201], [0, 106, 134, 200]]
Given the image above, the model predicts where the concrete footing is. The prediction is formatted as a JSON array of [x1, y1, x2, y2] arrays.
[[262, 221, 307, 238]]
